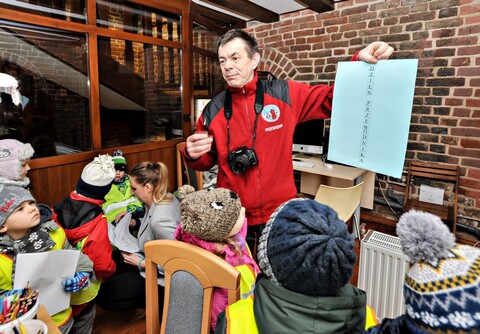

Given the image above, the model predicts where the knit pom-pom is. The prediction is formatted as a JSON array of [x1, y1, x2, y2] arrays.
[[18, 143, 34, 161], [396, 210, 454, 263], [177, 184, 195, 201], [112, 149, 123, 158]]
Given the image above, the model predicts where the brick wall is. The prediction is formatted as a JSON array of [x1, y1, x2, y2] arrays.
[[247, 0, 480, 229]]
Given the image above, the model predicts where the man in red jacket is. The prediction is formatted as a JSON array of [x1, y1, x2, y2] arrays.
[[183, 29, 394, 257]]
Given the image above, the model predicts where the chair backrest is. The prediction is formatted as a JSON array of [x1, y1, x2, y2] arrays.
[[176, 142, 204, 190], [403, 160, 460, 234], [314, 182, 364, 222], [144, 239, 241, 334]]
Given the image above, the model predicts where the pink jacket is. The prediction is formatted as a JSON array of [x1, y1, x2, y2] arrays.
[[174, 220, 260, 330]]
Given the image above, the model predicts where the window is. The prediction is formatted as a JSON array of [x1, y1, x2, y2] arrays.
[[0, 1, 187, 157], [192, 23, 224, 106], [98, 36, 182, 147], [0, 20, 89, 156]]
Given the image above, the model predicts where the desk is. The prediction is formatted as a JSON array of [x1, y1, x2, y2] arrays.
[[293, 154, 375, 228], [38, 305, 61, 334]]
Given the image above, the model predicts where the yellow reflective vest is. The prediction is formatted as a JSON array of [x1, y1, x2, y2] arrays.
[[0, 227, 73, 328], [222, 298, 378, 333]]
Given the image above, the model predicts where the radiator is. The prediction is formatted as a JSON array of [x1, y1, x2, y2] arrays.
[[357, 230, 410, 321]]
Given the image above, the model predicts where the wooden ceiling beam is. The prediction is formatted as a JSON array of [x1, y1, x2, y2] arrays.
[[203, 0, 279, 23], [191, 2, 246, 33], [192, 13, 228, 35], [299, 0, 335, 13]]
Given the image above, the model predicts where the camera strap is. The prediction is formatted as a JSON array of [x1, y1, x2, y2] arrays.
[[224, 81, 264, 154]]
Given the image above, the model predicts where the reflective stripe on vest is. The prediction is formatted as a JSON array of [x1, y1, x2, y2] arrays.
[[236, 264, 256, 299]]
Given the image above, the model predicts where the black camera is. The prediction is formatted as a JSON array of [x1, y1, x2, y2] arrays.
[[228, 146, 258, 174]]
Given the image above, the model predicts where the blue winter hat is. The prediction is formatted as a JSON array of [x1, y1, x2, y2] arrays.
[[257, 198, 356, 297]]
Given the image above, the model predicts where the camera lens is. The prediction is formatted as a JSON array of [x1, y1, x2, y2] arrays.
[[232, 155, 250, 174]]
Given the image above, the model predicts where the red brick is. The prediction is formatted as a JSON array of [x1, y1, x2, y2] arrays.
[[461, 138, 480, 148], [451, 57, 471, 66], [452, 127, 480, 137], [467, 169, 480, 180], [454, 88, 473, 96], [449, 148, 480, 159], [460, 5, 480, 15], [466, 99, 480, 107], [458, 67, 480, 76], [458, 24, 480, 36], [461, 159, 480, 169], [465, 16, 480, 25], [444, 98, 463, 106], [458, 46, 480, 56], [453, 108, 471, 117], [460, 178, 480, 191]]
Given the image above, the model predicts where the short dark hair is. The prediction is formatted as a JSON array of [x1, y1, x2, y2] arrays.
[[216, 29, 260, 58]]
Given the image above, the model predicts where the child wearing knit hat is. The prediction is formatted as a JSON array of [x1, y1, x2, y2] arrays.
[[52, 154, 117, 331], [366, 209, 480, 334], [174, 187, 260, 331], [215, 198, 377, 334], [0, 139, 35, 188], [102, 149, 144, 226], [0, 184, 94, 334]]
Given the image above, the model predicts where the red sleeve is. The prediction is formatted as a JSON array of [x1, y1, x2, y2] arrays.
[[289, 80, 334, 124], [351, 50, 360, 61], [81, 216, 116, 280]]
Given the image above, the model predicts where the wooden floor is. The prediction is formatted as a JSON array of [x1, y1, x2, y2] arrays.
[[93, 307, 146, 334], [92, 238, 361, 334]]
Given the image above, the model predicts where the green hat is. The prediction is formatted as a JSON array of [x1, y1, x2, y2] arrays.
[[112, 149, 127, 171]]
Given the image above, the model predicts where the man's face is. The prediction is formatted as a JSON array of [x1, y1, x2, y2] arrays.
[[218, 37, 260, 88]]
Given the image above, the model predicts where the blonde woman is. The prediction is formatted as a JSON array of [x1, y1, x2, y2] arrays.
[[96, 161, 180, 312]]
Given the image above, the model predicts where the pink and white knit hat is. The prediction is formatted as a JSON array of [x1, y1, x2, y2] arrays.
[[0, 139, 35, 181]]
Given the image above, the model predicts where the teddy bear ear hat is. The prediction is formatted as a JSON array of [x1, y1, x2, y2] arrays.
[[180, 187, 241, 242]]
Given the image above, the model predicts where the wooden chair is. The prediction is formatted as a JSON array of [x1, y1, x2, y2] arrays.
[[176, 142, 203, 190], [314, 182, 364, 239], [403, 161, 460, 234], [144, 240, 240, 334]]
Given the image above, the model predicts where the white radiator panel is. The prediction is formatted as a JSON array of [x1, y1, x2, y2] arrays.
[[357, 230, 410, 321]]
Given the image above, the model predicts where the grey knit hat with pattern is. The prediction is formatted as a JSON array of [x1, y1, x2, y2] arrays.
[[0, 184, 35, 227], [257, 198, 356, 297], [180, 187, 241, 242]]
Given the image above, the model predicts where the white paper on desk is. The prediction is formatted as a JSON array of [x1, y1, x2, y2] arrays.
[[328, 59, 418, 178], [14, 250, 80, 316], [108, 212, 141, 253]]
